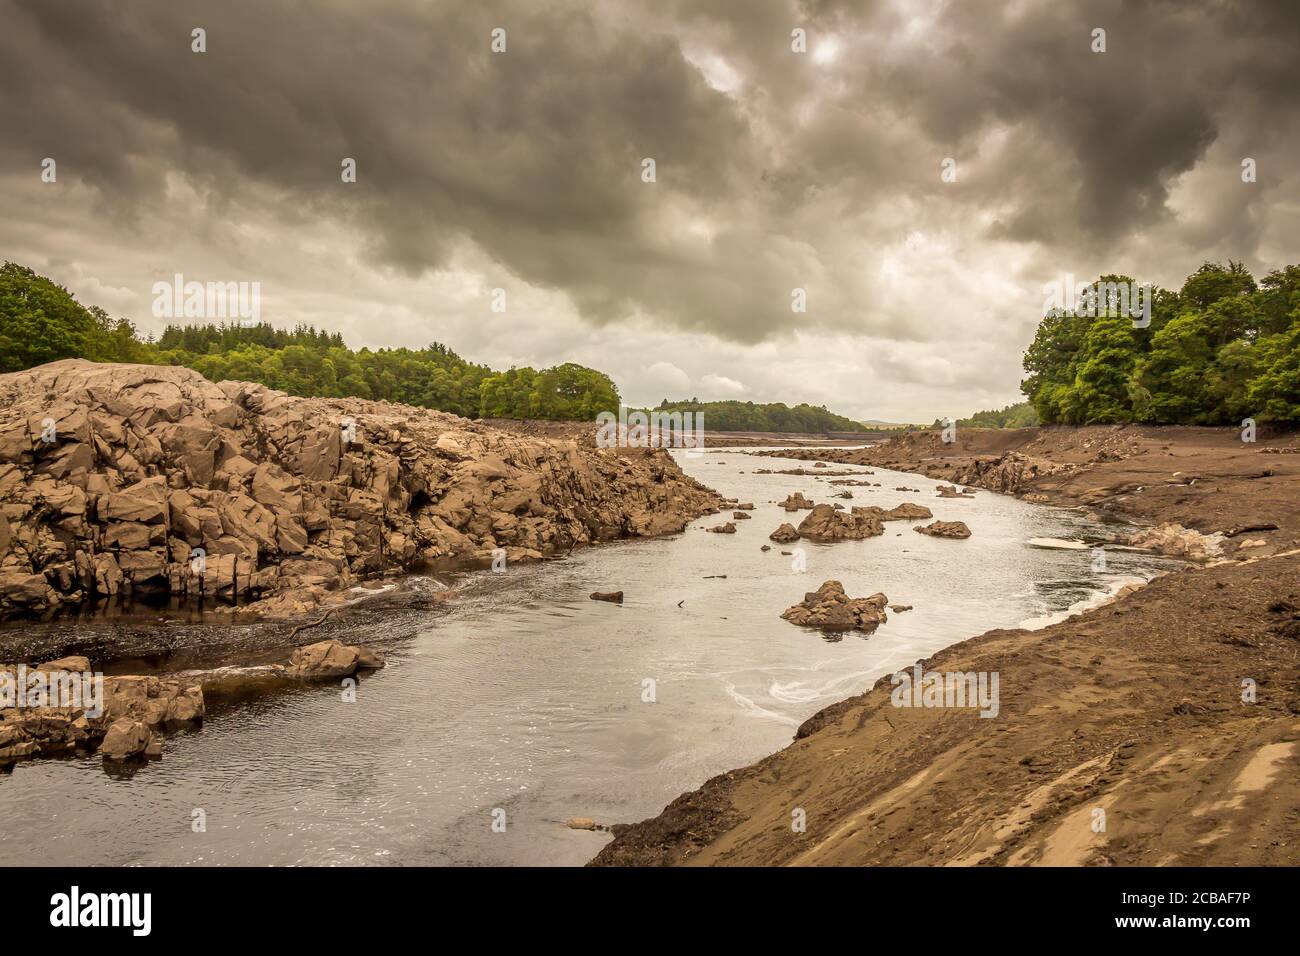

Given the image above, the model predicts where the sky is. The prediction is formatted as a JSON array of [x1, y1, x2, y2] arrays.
[[2, 0, 1297, 423]]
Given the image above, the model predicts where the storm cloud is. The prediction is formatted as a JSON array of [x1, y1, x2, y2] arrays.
[[1, 0, 1296, 421]]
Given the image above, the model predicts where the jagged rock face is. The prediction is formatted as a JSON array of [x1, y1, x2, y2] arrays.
[[780, 580, 888, 633], [780, 492, 815, 511], [796, 504, 884, 542], [951, 453, 1070, 495], [0, 360, 721, 619], [914, 520, 972, 539]]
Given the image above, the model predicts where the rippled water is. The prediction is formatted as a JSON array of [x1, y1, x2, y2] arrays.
[[0, 449, 1180, 865]]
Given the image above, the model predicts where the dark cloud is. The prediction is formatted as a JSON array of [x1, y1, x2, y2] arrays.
[[0, 0, 1296, 409]]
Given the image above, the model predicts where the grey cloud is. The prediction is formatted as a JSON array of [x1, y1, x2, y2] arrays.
[[1, 0, 1297, 414]]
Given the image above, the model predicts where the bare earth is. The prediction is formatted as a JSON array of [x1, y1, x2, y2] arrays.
[[591, 425, 1300, 866]]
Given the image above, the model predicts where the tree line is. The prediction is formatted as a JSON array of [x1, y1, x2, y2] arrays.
[[0, 261, 618, 421], [1022, 262, 1300, 425]]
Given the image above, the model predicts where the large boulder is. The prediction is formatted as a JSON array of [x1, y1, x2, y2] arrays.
[[100, 718, 153, 761], [285, 639, 385, 679], [769, 523, 800, 543], [780, 580, 889, 633], [796, 504, 883, 542]]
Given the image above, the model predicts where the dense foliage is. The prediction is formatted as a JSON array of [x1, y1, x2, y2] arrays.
[[0, 262, 619, 421], [638, 398, 867, 433], [1022, 262, 1300, 425]]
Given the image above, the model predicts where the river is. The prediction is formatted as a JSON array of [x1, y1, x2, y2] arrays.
[[0, 448, 1181, 865]]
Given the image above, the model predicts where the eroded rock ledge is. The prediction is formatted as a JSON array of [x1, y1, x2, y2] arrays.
[[0, 360, 722, 620]]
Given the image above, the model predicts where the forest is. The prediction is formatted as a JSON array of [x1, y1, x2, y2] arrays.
[[0, 262, 617, 421], [1022, 261, 1300, 425]]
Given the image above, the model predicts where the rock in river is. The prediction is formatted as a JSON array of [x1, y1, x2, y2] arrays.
[[796, 504, 883, 542], [914, 520, 972, 539], [781, 580, 889, 633]]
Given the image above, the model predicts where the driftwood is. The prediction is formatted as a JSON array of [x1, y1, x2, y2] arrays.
[[1225, 523, 1279, 537], [286, 606, 341, 641]]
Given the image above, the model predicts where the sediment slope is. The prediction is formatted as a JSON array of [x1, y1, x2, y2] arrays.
[[0, 360, 721, 620]]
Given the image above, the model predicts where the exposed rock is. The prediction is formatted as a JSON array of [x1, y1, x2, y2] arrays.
[[935, 485, 973, 499], [780, 492, 815, 511], [1127, 523, 1224, 559], [914, 520, 972, 539], [590, 591, 624, 603], [99, 717, 153, 761], [795, 504, 884, 542], [706, 522, 737, 534], [35, 655, 91, 673], [889, 604, 913, 613], [884, 502, 933, 520], [951, 452, 1072, 495], [0, 360, 722, 620], [732, 511, 752, 520], [735, 503, 754, 510], [284, 639, 384, 679], [769, 523, 800, 543], [780, 580, 889, 633], [566, 817, 599, 831]]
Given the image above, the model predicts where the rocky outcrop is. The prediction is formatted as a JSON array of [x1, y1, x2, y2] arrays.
[[914, 520, 972, 539], [1127, 523, 1224, 558], [951, 452, 1072, 495], [1, 659, 204, 766], [590, 591, 624, 603], [935, 485, 973, 499], [780, 580, 888, 633], [0, 360, 721, 620], [705, 522, 737, 534], [795, 504, 884, 542], [769, 523, 800, 543], [780, 492, 815, 511]]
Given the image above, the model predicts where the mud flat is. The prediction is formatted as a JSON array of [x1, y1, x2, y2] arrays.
[[592, 426, 1300, 866]]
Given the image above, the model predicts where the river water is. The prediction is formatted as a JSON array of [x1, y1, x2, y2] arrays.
[[0, 448, 1180, 865]]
